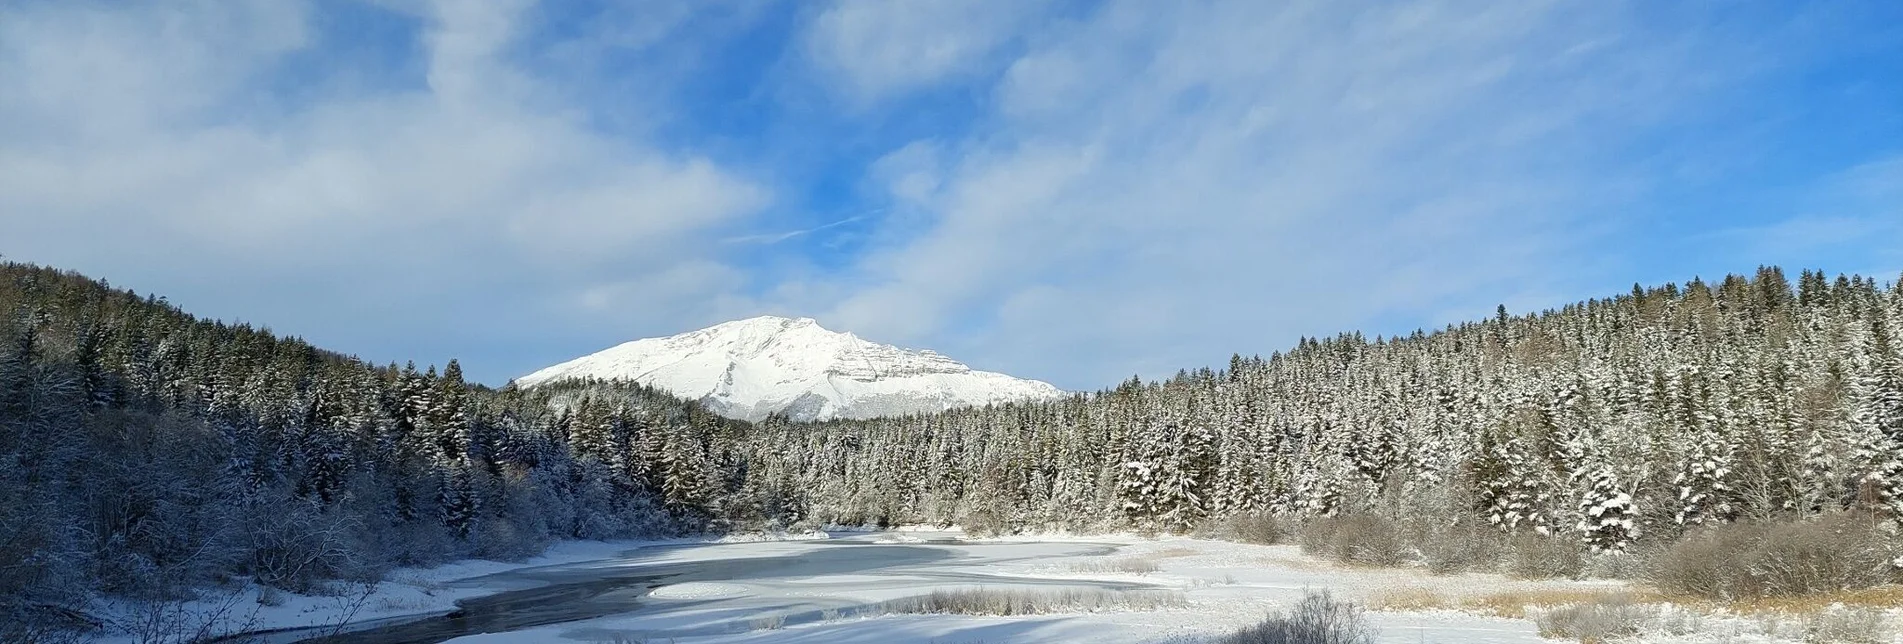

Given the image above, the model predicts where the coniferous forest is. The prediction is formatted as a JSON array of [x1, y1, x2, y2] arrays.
[[4, 261, 1903, 635]]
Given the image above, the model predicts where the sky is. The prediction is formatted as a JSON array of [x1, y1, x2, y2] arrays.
[[1, 0, 1899, 391]]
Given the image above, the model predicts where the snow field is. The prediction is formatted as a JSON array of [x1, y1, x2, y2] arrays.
[[101, 530, 1903, 643]]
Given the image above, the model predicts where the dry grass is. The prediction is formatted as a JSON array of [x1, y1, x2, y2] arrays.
[[1066, 547, 1201, 575], [1143, 547, 1203, 560], [1251, 554, 1331, 573], [1067, 557, 1161, 575], [1366, 587, 1444, 612], [1371, 583, 1903, 642], [879, 587, 1185, 616], [1370, 579, 1903, 617], [1369, 586, 1668, 620], [1533, 596, 1658, 643], [1803, 607, 1891, 643], [1730, 585, 1903, 615]]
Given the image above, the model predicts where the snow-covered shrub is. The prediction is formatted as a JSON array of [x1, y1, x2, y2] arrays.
[[1067, 557, 1160, 575], [1804, 606, 1891, 643], [0, 620, 91, 644], [1300, 515, 1407, 567], [879, 587, 1184, 616], [244, 501, 369, 594], [747, 613, 786, 631], [1652, 513, 1898, 600], [1532, 594, 1655, 643], [471, 515, 545, 562], [1216, 591, 1376, 644], [1749, 514, 1897, 597], [1414, 520, 1506, 574], [1582, 552, 1649, 581], [1506, 533, 1585, 579], [959, 505, 1009, 537], [1219, 512, 1289, 545]]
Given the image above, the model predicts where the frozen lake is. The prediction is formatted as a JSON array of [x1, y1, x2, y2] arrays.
[[216, 532, 1559, 644]]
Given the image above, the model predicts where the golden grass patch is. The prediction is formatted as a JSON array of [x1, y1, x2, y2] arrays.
[[1368, 586, 1445, 612], [1372, 583, 1903, 622], [1370, 586, 1667, 620], [1730, 585, 1903, 616], [1250, 554, 1331, 572]]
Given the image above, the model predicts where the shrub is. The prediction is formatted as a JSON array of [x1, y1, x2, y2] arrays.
[[1067, 557, 1161, 575], [1532, 594, 1657, 643], [1217, 591, 1376, 644], [1506, 533, 1585, 579], [1751, 514, 1896, 597], [748, 613, 786, 631], [245, 502, 371, 593], [1804, 607, 1890, 644], [1300, 515, 1408, 567], [1222, 512, 1289, 545], [1651, 514, 1898, 600], [959, 507, 1009, 538], [1414, 521, 1505, 574], [879, 587, 1183, 616], [1580, 549, 1651, 580]]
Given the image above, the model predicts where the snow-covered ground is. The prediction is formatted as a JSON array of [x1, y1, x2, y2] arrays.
[[112, 528, 1889, 643], [441, 532, 1560, 644], [106, 530, 1602, 643], [100, 528, 1902, 644], [92, 533, 833, 643]]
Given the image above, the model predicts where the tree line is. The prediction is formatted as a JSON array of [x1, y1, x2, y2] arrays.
[[4, 261, 1901, 636], [743, 267, 1903, 555], [0, 262, 767, 635]]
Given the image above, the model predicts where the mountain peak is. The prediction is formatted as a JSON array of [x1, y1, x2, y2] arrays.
[[515, 318, 1065, 422], [718, 315, 817, 329]]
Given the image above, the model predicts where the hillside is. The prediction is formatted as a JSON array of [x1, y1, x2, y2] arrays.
[[0, 262, 762, 637], [5, 262, 1902, 639], [745, 267, 1903, 551]]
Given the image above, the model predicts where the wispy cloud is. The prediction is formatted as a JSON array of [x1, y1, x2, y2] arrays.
[[796, 1, 1900, 387], [723, 215, 867, 245], [0, 0, 1894, 389], [0, 0, 769, 378]]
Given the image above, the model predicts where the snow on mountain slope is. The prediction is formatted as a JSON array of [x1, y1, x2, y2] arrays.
[[514, 316, 1066, 422]]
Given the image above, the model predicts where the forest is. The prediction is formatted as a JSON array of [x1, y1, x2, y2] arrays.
[[3, 262, 1901, 638]]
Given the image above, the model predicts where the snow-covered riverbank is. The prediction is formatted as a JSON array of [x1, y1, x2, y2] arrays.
[[91, 533, 830, 643], [100, 529, 1596, 643]]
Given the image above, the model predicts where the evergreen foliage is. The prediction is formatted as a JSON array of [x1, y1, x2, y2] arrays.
[[746, 267, 1903, 547], [0, 263, 755, 632], [5, 261, 1902, 634]]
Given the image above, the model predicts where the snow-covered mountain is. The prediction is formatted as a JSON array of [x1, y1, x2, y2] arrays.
[[515, 316, 1066, 422]]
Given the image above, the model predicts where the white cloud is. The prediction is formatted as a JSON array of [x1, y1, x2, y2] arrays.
[[803, 0, 1052, 101], [808, 0, 1808, 388], [0, 0, 770, 379], [2, 0, 1887, 391]]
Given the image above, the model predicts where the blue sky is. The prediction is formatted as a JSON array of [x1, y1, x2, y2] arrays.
[[2, 0, 1899, 390]]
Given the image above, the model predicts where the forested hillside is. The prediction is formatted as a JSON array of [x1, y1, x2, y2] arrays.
[[6, 262, 1902, 637], [0, 263, 767, 635], [746, 267, 1903, 554]]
